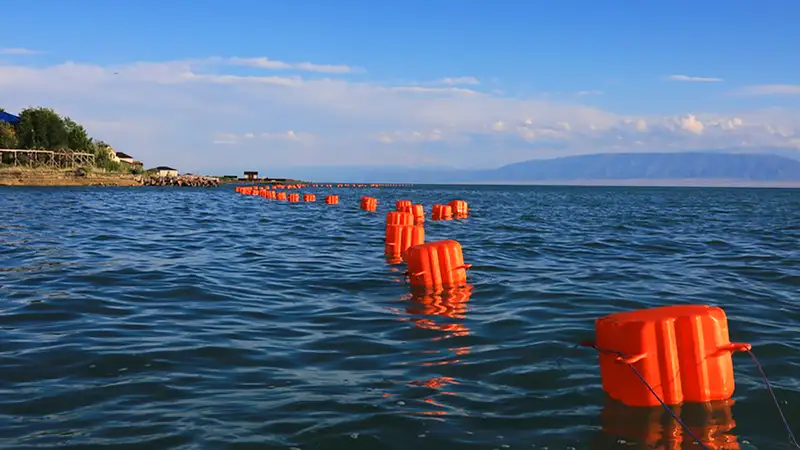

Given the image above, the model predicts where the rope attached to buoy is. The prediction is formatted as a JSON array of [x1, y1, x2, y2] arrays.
[[578, 341, 799, 449]]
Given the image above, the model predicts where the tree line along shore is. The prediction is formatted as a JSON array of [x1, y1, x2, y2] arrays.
[[0, 106, 218, 187]]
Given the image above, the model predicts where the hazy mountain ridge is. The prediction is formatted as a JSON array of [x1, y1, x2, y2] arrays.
[[276, 151, 800, 184]]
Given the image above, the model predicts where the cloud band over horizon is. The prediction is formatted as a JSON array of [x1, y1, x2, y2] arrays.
[[1, 49, 799, 173]]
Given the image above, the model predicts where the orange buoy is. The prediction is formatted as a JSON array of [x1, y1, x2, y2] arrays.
[[276, 192, 288, 201], [396, 200, 412, 211], [399, 204, 425, 224], [431, 204, 453, 221], [288, 193, 300, 202], [449, 200, 469, 218], [386, 211, 415, 226], [303, 193, 316, 202], [325, 195, 339, 204], [360, 196, 378, 212], [385, 224, 425, 258], [404, 240, 471, 290], [591, 305, 750, 407]]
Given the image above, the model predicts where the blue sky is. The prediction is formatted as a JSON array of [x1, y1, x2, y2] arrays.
[[1, 0, 799, 175]]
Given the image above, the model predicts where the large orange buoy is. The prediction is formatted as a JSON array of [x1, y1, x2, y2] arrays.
[[386, 211, 415, 226], [431, 204, 453, 221], [360, 196, 377, 211], [404, 240, 471, 290], [385, 224, 425, 258], [591, 305, 750, 407], [449, 200, 469, 218], [303, 193, 316, 202], [396, 200, 412, 211], [288, 193, 300, 202], [276, 192, 288, 201], [325, 195, 339, 204]]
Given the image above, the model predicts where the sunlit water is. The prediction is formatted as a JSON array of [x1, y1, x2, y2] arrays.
[[1, 184, 798, 449]]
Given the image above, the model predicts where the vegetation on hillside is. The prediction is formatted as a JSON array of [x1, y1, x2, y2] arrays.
[[0, 106, 138, 173]]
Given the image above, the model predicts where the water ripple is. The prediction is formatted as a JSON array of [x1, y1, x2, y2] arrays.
[[0, 184, 798, 449]]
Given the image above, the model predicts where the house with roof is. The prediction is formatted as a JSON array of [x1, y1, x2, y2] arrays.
[[154, 166, 178, 177], [0, 111, 20, 126]]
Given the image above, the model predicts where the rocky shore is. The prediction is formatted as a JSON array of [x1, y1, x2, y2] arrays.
[[142, 175, 220, 187], [0, 168, 220, 187]]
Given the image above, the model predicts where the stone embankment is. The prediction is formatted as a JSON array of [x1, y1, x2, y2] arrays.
[[0, 168, 220, 187]]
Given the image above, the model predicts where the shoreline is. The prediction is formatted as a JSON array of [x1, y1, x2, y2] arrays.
[[0, 168, 218, 187], [0, 168, 142, 187]]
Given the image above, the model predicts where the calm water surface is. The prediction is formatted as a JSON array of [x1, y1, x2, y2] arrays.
[[1, 185, 799, 450]]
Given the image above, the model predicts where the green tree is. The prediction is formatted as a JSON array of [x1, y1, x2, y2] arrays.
[[16, 107, 69, 150], [63, 117, 94, 152], [0, 122, 18, 149]]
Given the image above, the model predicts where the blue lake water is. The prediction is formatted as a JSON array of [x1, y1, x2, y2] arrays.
[[1, 184, 799, 449]]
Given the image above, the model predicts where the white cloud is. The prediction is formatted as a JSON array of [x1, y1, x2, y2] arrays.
[[0, 55, 798, 173], [219, 56, 359, 74], [0, 48, 40, 55], [439, 76, 480, 86], [212, 130, 314, 145], [575, 90, 603, 96], [732, 84, 800, 96], [666, 74, 724, 83]]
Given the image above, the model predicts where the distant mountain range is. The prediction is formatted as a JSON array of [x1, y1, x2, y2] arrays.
[[273, 151, 800, 185]]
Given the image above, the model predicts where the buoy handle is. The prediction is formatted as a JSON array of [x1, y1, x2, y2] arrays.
[[452, 264, 473, 271], [720, 342, 752, 352], [616, 352, 648, 365]]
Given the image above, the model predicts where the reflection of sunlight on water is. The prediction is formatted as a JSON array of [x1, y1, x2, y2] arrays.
[[389, 286, 474, 418], [591, 397, 740, 449]]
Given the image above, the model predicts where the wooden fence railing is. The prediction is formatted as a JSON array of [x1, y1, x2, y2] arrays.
[[0, 149, 96, 168]]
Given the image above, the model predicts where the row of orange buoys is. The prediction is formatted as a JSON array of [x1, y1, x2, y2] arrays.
[[380, 199, 473, 295], [231, 184, 795, 447]]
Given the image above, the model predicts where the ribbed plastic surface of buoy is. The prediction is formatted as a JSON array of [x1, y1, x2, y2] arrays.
[[325, 195, 339, 204], [431, 204, 453, 220], [303, 194, 316, 202], [595, 304, 745, 407], [404, 240, 469, 290], [360, 196, 377, 211], [384, 224, 424, 258], [288, 193, 300, 202], [386, 211, 415, 226], [449, 200, 469, 218], [396, 200, 412, 211], [276, 192, 287, 201], [399, 204, 425, 224]]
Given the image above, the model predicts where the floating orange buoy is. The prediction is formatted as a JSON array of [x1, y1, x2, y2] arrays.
[[590, 305, 750, 408], [303, 193, 316, 202], [431, 204, 453, 221], [399, 204, 425, 224], [288, 193, 300, 202], [396, 200, 412, 211], [404, 240, 471, 290], [360, 196, 378, 211], [386, 211, 415, 226], [325, 195, 339, 204], [449, 200, 469, 218], [276, 192, 287, 201], [385, 224, 425, 258]]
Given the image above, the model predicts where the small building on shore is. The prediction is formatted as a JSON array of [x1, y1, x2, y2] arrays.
[[0, 111, 19, 126], [154, 166, 178, 177], [244, 171, 259, 180]]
